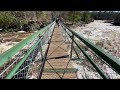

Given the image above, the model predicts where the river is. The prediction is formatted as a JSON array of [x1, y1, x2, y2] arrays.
[[71, 20, 120, 79]]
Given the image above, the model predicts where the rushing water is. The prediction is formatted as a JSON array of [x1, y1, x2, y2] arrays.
[[71, 20, 120, 79]]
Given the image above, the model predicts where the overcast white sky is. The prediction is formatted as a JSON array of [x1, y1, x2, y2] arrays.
[[89, 11, 120, 12]]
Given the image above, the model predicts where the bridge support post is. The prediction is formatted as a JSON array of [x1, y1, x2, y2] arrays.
[[40, 43, 44, 61], [70, 35, 74, 59], [64, 28, 67, 43]]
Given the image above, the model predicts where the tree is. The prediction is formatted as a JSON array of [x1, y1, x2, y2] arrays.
[[113, 13, 120, 25], [81, 11, 91, 24], [67, 11, 81, 24], [0, 11, 16, 30]]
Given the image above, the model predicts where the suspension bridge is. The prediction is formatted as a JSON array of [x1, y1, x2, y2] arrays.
[[0, 20, 120, 79]]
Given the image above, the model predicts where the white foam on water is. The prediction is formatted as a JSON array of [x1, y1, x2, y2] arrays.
[[71, 20, 120, 79]]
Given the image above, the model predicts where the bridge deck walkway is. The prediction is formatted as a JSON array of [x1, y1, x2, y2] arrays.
[[41, 25, 78, 79]]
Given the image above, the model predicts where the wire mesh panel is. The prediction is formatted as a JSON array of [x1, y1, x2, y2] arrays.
[[60, 23, 72, 44], [0, 22, 55, 79], [0, 37, 41, 79], [73, 39, 120, 79], [12, 24, 55, 79], [12, 41, 41, 79]]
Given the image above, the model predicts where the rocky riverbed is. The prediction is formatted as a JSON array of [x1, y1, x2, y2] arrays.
[[0, 31, 34, 54]]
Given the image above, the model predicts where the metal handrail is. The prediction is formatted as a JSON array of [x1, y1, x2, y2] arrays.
[[60, 22, 120, 75], [5, 21, 56, 79], [0, 21, 55, 67]]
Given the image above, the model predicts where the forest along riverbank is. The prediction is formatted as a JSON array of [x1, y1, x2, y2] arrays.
[[71, 20, 120, 79]]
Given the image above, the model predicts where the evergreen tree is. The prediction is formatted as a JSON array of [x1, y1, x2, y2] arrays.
[[81, 11, 91, 24]]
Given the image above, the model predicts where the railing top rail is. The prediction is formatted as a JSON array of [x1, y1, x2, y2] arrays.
[[60, 22, 120, 75], [0, 21, 55, 67]]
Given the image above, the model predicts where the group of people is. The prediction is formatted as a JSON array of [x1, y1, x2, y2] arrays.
[[52, 15, 62, 26]]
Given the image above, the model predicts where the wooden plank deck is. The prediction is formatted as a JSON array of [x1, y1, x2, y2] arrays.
[[41, 25, 78, 79]]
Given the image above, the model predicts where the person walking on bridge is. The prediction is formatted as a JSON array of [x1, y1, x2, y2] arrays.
[[56, 18, 60, 26]]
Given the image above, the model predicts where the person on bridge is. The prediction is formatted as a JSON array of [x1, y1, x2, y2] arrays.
[[56, 18, 60, 26], [40, 22, 45, 28]]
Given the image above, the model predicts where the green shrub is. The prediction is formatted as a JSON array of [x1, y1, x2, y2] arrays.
[[0, 11, 16, 29], [67, 11, 81, 23], [81, 12, 91, 24], [5, 29, 14, 32]]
